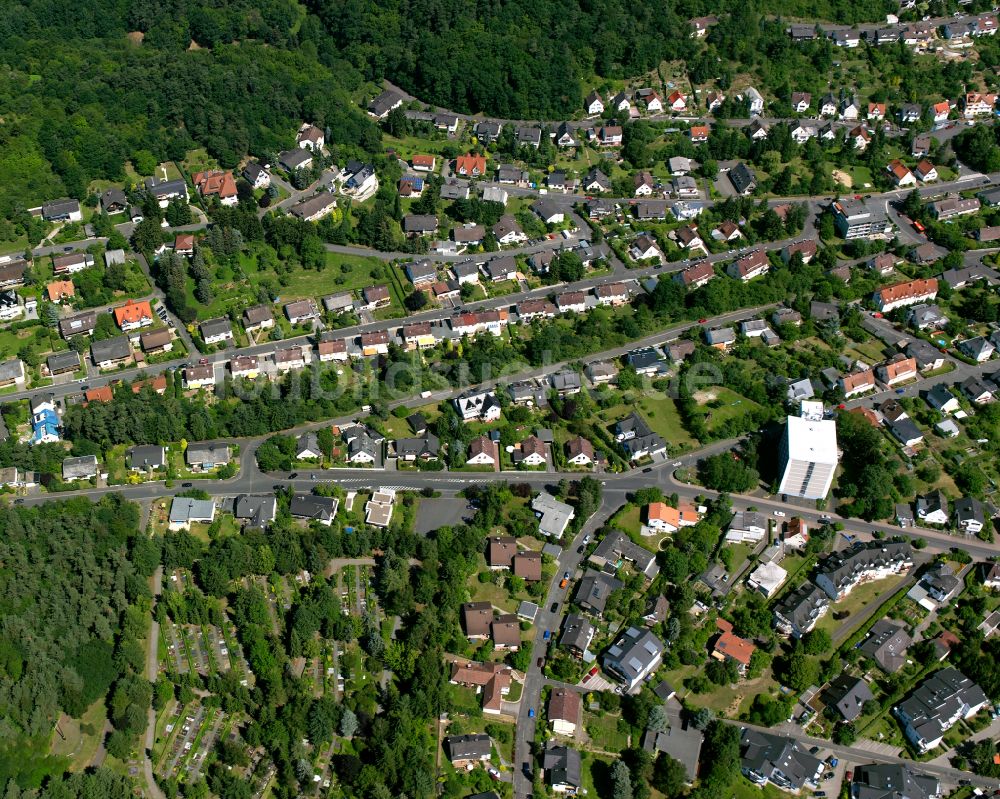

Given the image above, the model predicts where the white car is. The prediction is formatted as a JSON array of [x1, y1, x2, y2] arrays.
[[773, 510, 786, 517]]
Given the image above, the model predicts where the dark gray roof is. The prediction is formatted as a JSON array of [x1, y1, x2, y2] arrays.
[[559, 613, 594, 653], [444, 734, 491, 762], [403, 214, 438, 234], [574, 568, 623, 615], [60, 311, 97, 337], [729, 162, 757, 194], [289, 493, 338, 521], [895, 667, 987, 746], [186, 442, 231, 465], [233, 494, 278, 527], [859, 619, 911, 672], [954, 496, 985, 527], [126, 444, 164, 470], [825, 675, 874, 721], [541, 743, 581, 789], [774, 582, 830, 634], [279, 148, 313, 171], [816, 542, 913, 598], [90, 335, 131, 363], [200, 317, 233, 338], [47, 350, 80, 373], [740, 729, 822, 790], [852, 764, 940, 799], [144, 178, 187, 199]]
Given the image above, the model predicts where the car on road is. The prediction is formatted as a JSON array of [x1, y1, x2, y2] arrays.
[[698, 318, 707, 323], [642, 467, 652, 473], [543, 630, 551, 641], [181, 483, 193, 488], [289, 472, 298, 479], [550, 602, 559, 612], [536, 657, 544, 667], [673, 461, 682, 467], [563, 571, 570, 580], [310, 473, 317, 479], [582, 534, 591, 545], [63, 245, 73, 252], [528, 708, 535, 718], [895, 388, 905, 394], [815, 792, 827, 797], [809, 746, 820, 754], [773, 510, 785, 517]]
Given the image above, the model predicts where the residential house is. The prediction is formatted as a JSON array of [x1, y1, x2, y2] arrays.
[[878, 356, 918, 386], [52, 253, 94, 276], [565, 436, 595, 466], [728, 162, 757, 195], [887, 160, 916, 187], [91, 336, 133, 369], [875, 278, 937, 312], [367, 89, 403, 119], [894, 668, 987, 751], [548, 688, 582, 737], [740, 729, 822, 791], [959, 336, 995, 362], [814, 541, 913, 600], [962, 375, 994, 405], [541, 743, 582, 794], [825, 675, 874, 721], [192, 170, 238, 206], [532, 492, 576, 539], [467, 436, 496, 467], [860, 619, 912, 672], [728, 249, 770, 281], [712, 618, 755, 673], [954, 497, 986, 535], [774, 583, 831, 637], [629, 234, 662, 262], [243, 304, 274, 332], [603, 626, 664, 691], [444, 735, 492, 768], [284, 298, 320, 325], [361, 285, 391, 309], [289, 493, 339, 525], [560, 613, 595, 658], [168, 497, 216, 531], [449, 660, 512, 715], [930, 197, 980, 220], [454, 153, 487, 177]]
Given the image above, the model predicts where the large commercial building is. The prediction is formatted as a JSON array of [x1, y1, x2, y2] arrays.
[[778, 414, 839, 500]]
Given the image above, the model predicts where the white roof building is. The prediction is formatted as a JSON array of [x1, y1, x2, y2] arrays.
[[532, 492, 575, 539], [747, 561, 789, 598], [778, 416, 838, 500]]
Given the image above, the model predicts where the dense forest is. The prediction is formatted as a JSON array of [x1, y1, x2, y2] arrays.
[[0, 496, 157, 785], [0, 0, 911, 234]]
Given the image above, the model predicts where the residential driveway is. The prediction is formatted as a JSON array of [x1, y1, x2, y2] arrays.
[[414, 497, 470, 534]]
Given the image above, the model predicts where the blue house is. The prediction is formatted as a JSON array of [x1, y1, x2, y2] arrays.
[[31, 408, 60, 444]]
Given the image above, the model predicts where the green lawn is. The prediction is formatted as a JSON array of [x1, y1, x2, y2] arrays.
[[582, 712, 629, 753], [595, 392, 697, 451], [689, 386, 762, 434], [813, 574, 910, 639]]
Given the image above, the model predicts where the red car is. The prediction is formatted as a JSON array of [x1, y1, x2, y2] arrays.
[[698, 317, 707, 323]]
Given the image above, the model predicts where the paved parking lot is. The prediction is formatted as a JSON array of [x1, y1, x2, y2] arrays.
[[414, 497, 470, 535]]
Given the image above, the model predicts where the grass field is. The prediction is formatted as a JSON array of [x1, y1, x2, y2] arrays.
[[689, 386, 761, 433], [49, 700, 106, 771], [813, 574, 909, 638], [595, 392, 697, 451], [582, 712, 629, 753]]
